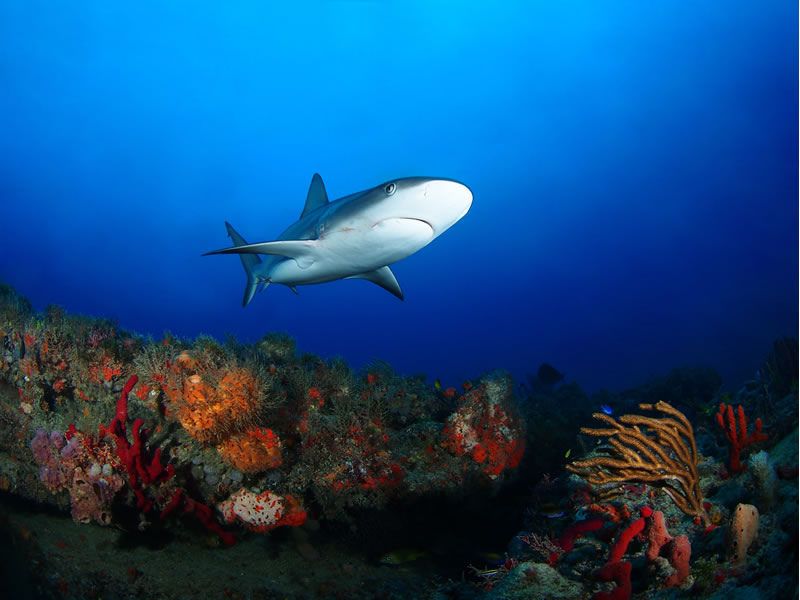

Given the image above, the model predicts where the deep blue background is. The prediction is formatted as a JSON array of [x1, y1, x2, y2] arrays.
[[1, 2, 796, 393]]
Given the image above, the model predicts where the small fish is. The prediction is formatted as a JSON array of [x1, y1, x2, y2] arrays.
[[471, 567, 502, 577], [598, 490, 623, 502], [564, 448, 572, 458], [600, 404, 613, 415], [538, 503, 566, 519], [434, 378, 442, 390], [476, 551, 505, 566], [379, 549, 429, 565]]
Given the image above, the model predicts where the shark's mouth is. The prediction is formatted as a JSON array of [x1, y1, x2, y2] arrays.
[[410, 217, 434, 229], [384, 217, 433, 229], [371, 217, 436, 241]]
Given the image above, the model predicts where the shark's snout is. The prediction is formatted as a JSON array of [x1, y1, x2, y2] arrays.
[[419, 179, 473, 235]]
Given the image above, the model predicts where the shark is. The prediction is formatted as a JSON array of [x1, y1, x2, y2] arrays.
[[204, 174, 473, 305]]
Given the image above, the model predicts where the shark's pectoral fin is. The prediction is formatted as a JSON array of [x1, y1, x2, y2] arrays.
[[204, 240, 319, 269], [347, 266, 404, 300]]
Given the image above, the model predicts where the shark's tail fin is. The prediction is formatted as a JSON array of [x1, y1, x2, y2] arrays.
[[224, 221, 266, 307]]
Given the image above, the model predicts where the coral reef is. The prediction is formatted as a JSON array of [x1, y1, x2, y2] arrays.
[[0, 283, 796, 600], [567, 401, 710, 525], [510, 349, 797, 600], [0, 284, 528, 544]]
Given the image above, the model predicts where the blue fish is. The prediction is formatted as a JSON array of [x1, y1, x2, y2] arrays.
[[600, 404, 613, 415]]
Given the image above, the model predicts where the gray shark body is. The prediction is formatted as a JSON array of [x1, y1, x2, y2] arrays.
[[205, 174, 473, 305]]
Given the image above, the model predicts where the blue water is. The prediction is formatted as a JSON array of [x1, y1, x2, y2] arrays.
[[1, 2, 796, 393]]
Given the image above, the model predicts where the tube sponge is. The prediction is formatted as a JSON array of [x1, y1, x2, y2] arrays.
[[727, 503, 759, 567], [746, 450, 776, 511]]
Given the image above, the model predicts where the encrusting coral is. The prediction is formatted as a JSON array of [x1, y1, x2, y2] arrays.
[[217, 427, 283, 473], [440, 375, 526, 479], [217, 488, 307, 533], [567, 400, 710, 526]]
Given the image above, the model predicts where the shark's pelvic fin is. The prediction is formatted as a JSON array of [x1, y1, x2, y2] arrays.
[[223, 222, 262, 307], [346, 266, 404, 300], [301, 173, 328, 219], [204, 239, 319, 269]]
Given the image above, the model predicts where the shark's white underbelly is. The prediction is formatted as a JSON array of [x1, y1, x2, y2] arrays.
[[268, 218, 433, 285]]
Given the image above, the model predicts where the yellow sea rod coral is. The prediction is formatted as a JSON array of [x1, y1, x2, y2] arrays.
[[217, 427, 283, 473]]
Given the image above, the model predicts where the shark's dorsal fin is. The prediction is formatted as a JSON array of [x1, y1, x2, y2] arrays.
[[301, 173, 328, 219], [346, 266, 404, 300]]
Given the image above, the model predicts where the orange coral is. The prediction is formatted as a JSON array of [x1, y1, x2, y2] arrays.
[[217, 369, 259, 425], [176, 374, 220, 441], [87, 354, 122, 384], [217, 427, 283, 473], [160, 351, 262, 443]]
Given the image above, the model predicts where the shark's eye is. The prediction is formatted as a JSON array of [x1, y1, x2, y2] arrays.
[[384, 182, 396, 195]]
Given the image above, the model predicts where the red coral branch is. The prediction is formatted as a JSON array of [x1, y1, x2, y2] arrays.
[[100, 375, 174, 496], [101, 375, 234, 546], [558, 517, 605, 552], [608, 507, 652, 563], [161, 489, 236, 547], [593, 560, 632, 600], [716, 403, 767, 472]]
